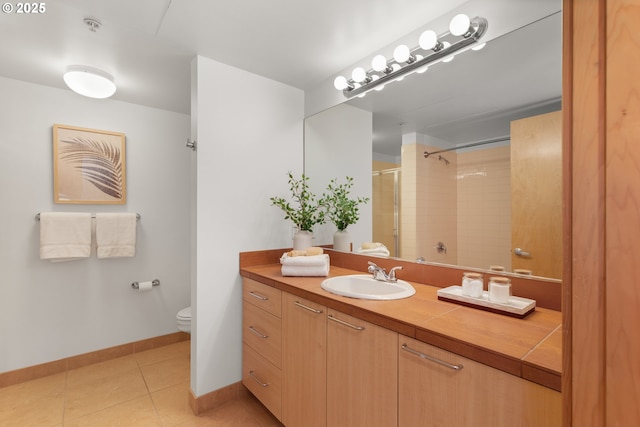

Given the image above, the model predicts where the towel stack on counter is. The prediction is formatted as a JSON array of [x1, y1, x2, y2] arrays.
[[356, 242, 390, 257], [280, 246, 330, 277]]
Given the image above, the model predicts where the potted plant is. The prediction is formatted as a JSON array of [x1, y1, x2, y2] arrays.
[[271, 172, 325, 249], [319, 176, 369, 252]]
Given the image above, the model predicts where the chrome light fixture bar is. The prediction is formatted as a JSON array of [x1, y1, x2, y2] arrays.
[[334, 14, 488, 98]]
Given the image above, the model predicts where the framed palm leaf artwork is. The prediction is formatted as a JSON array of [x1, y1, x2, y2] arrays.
[[53, 124, 126, 204]]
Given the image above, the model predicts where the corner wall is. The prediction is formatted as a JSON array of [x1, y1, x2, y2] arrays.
[[192, 56, 304, 397]]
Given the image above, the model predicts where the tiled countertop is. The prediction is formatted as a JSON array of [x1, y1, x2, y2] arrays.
[[240, 263, 562, 392]]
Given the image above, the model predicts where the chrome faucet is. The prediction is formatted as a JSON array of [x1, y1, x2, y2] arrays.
[[367, 261, 403, 283]]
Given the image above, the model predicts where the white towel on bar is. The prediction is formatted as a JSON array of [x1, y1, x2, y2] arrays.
[[96, 213, 137, 258], [39, 212, 92, 262]]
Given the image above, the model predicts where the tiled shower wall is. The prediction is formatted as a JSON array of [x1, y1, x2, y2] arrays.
[[456, 144, 511, 271], [399, 142, 511, 271]]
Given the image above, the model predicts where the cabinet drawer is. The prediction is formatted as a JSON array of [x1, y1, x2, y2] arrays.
[[243, 278, 281, 317], [243, 300, 282, 368], [243, 343, 282, 421], [398, 336, 561, 427]]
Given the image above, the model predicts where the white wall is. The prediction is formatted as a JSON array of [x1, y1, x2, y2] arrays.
[[192, 56, 304, 396], [304, 103, 373, 249], [0, 76, 191, 373]]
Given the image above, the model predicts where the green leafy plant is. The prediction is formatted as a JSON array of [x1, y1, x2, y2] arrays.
[[319, 176, 369, 231], [270, 172, 325, 232]]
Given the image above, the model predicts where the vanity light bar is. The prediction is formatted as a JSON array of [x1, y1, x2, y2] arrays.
[[335, 15, 488, 99]]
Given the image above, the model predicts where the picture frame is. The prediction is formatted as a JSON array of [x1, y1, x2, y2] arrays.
[[53, 124, 126, 204]]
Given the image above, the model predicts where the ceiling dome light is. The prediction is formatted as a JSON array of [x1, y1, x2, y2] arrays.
[[449, 14, 472, 37], [63, 65, 116, 99]]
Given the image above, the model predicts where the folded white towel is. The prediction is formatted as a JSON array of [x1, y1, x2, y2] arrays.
[[96, 213, 137, 258], [39, 212, 92, 262], [280, 253, 330, 276], [280, 253, 329, 267], [281, 264, 330, 277], [356, 243, 390, 257]]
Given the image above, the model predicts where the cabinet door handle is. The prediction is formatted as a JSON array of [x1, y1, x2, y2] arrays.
[[294, 300, 323, 314], [401, 343, 464, 371], [249, 370, 269, 387], [248, 326, 268, 339], [248, 291, 269, 301], [328, 314, 365, 330]]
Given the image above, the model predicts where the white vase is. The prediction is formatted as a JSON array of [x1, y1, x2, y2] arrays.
[[333, 230, 351, 252], [293, 230, 313, 250]]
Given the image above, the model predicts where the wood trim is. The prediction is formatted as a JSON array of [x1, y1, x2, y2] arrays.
[[189, 381, 249, 415], [561, 0, 573, 424], [604, 1, 640, 424], [567, 0, 607, 426], [0, 332, 189, 389]]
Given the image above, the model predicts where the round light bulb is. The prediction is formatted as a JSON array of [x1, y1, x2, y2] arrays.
[[393, 44, 411, 63], [419, 30, 438, 50], [371, 54, 388, 72], [351, 67, 367, 83], [449, 14, 471, 37], [333, 75, 348, 90], [441, 42, 454, 63], [472, 42, 486, 51]]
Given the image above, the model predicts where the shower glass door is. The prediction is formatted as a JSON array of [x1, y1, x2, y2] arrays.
[[372, 168, 400, 257]]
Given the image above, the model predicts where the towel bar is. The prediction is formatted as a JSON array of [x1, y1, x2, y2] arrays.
[[35, 213, 141, 221], [131, 279, 160, 289]]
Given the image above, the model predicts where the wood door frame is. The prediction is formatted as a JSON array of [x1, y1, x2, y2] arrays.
[[563, 0, 608, 426]]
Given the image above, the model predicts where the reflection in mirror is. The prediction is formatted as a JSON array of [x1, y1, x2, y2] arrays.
[[305, 12, 562, 281]]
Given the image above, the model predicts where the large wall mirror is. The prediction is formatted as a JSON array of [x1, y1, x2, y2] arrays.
[[305, 10, 562, 281]]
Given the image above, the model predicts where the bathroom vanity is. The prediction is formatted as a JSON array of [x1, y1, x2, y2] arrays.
[[240, 249, 561, 427]]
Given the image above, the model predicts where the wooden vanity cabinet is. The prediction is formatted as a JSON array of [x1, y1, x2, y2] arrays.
[[282, 293, 327, 427], [242, 278, 560, 427], [398, 336, 561, 427], [326, 309, 398, 427], [242, 279, 283, 421]]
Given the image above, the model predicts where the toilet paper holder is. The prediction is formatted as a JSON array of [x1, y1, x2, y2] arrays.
[[131, 279, 160, 289]]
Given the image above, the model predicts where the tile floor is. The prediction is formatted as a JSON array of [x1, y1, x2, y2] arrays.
[[0, 341, 282, 427]]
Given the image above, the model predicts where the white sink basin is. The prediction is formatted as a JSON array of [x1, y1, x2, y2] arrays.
[[321, 274, 416, 300]]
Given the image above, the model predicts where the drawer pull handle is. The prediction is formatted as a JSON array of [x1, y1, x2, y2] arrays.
[[248, 326, 268, 339], [248, 291, 268, 301], [328, 314, 365, 330], [249, 370, 269, 387], [294, 300, 323, 314], [401, 343, 464, 371]]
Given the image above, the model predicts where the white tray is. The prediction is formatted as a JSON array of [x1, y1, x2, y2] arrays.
[[437, 285, 536, 318]]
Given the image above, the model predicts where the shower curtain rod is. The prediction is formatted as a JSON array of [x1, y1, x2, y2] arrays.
[[423, 136, 510, 158]]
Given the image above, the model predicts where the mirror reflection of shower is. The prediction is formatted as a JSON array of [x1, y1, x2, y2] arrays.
[[372, 167, 401, 258]]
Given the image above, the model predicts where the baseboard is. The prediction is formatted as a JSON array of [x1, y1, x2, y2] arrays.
[[189, 381, 250, 415], [0, 332, 190, 389]]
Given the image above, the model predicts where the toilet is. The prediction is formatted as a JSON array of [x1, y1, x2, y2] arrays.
[[176, 306, 191, 334]]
